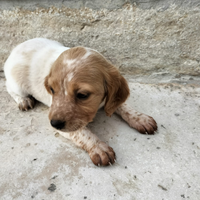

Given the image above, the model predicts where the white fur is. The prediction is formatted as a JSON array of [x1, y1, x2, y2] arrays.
[[4, 38, 69, 107], [64, 59, 77, 67], [81, 50, 91, 60], [67, 72, 74, 82]]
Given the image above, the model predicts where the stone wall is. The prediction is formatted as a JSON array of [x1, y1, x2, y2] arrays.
[[0, 1, 200, 77], [1, 0, 200, 10]]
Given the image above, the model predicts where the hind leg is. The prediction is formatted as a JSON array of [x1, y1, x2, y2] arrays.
[[17, 95, 36, 111], [6, 82, 36, 111]]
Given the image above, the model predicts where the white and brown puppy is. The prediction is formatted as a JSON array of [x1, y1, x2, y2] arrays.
[[4, 38, 157, 166]]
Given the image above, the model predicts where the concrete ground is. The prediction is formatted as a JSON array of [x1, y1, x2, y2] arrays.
[[0, 73, 200, 200]]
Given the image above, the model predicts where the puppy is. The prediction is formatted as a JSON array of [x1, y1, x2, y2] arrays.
[[4, 38, 157, 166]]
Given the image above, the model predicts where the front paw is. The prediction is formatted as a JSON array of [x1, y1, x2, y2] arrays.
[[129, 114, 157, 135], [88, 142, 116, 166]]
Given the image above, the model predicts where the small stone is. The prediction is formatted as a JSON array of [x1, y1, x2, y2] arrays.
[[48, 184, 56, 192], [161, 125, 166, 129], [51, 175, 58, 179], [158, 184, 167, 191]]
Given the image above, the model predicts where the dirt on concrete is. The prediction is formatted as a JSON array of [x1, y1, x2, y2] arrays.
[[0, 74, 200, 199]]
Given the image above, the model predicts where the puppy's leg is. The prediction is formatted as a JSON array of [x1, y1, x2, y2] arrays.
[[6, 84, 36, 111], [57, 128, 116, 166], [115, 103, 157, 135]]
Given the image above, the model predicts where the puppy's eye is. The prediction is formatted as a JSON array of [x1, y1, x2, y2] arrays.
[[50, 87, 54, 94], [76, 93, 89, 100]]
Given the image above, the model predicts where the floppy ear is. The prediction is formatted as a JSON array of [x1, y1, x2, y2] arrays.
[[104, 66, 130, 116], [44, 75, 51, 94]]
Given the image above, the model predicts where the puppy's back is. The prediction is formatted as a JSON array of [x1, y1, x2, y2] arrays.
[[4, 38, 69, 105]]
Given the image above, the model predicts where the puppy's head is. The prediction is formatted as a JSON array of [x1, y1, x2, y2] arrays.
[[44, 47, 129, 132]]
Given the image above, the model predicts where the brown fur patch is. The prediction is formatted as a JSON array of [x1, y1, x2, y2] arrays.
[[44, 47, 130, 132], [64, 47, 87, 60]]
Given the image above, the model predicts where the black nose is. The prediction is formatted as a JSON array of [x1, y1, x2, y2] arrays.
[[50, 120, 65, 129]]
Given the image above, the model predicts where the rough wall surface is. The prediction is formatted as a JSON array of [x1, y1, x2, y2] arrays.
[[0, 2, 200, 77], [1, 0, 200, 10]]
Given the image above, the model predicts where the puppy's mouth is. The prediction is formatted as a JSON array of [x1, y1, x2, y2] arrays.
[[50, 119, 86, 132]]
